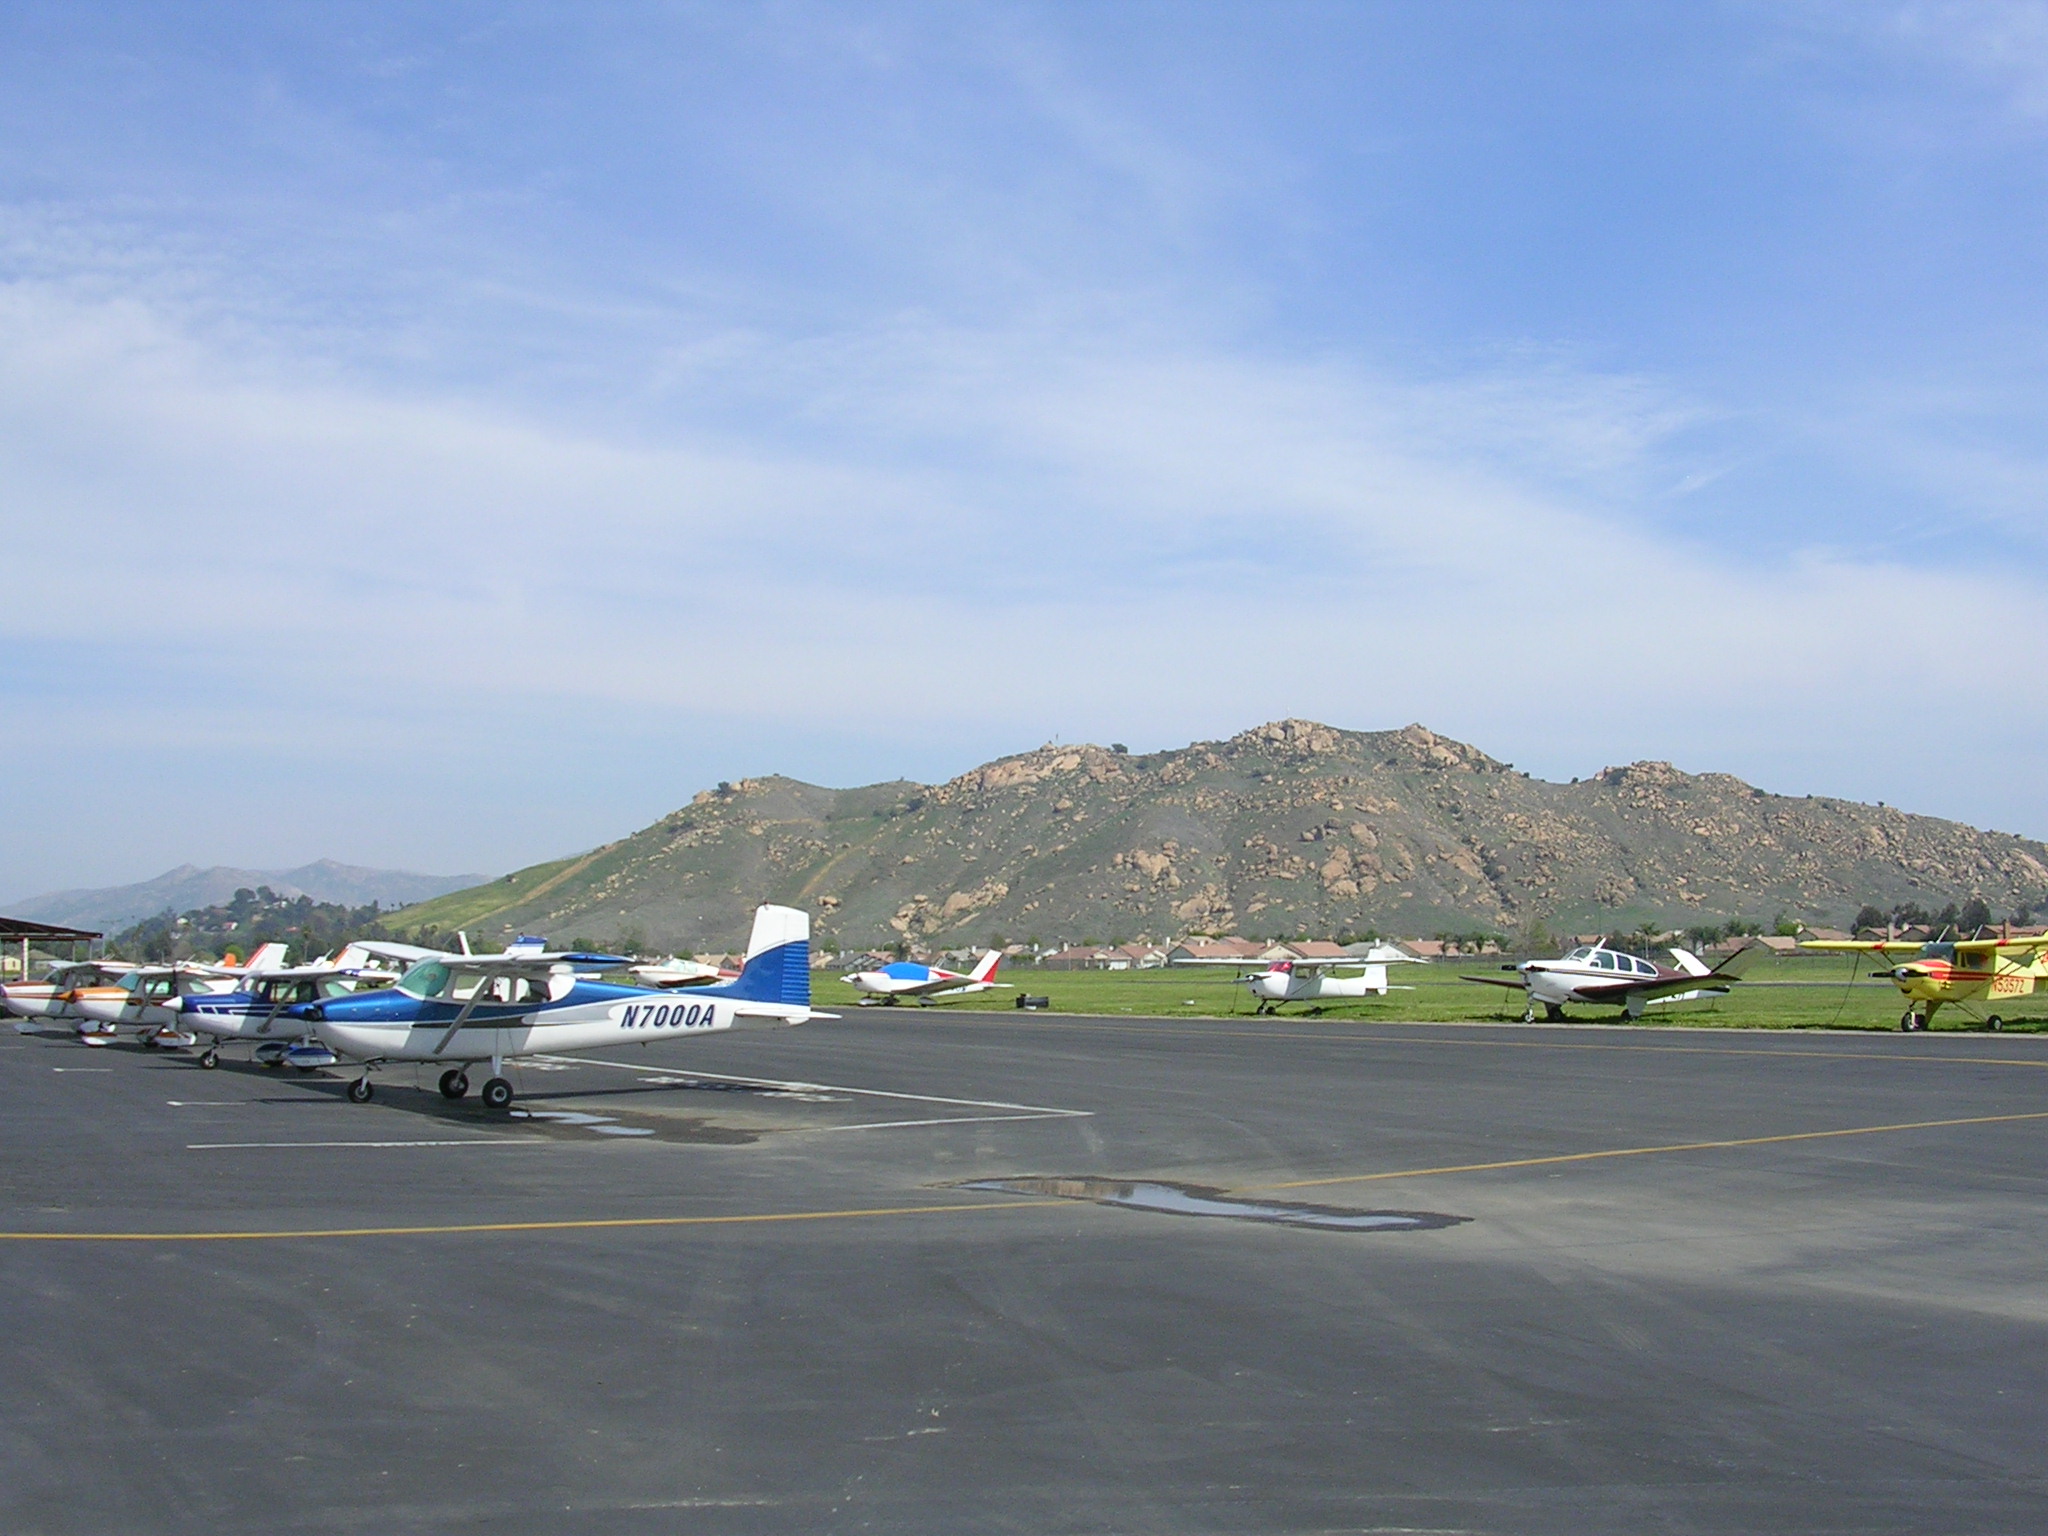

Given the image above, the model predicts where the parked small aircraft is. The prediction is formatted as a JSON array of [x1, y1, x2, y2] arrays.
[[629, 956, 736, 989], [843, 950, 1008, 1005], [1798, 932, 2048, 1029], [1465, 940, 1766, 1021], [162, 944, 414, 1068], [1, 960, 136, 1024], [69, 944, 293, 1044], [290, 906, 822, 1109], [1240, 945, 1420, 1014]]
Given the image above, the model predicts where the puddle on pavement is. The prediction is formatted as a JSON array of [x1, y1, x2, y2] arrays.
[[958, 1177, 1468, 1233]]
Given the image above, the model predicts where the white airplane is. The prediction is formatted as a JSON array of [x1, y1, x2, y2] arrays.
[[1, 959, 137, 1025], [68, 944, 294, 1045], [629, 955, 736, 989], [1240, 945, 1421, 1014], [289, 905, 826, 1109], [1465, 939, 1767, 1022], [160, 944, 412, 1068], [842, 950, 1008, 1005]]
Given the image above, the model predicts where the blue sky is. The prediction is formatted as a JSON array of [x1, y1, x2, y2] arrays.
[[5, 1, 2048, 897]]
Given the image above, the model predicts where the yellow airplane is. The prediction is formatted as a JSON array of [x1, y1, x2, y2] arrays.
[[1799, 933, 2048, 1030]]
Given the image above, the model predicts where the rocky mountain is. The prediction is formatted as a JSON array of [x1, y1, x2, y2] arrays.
[[9, 860, 490, 934], [387, 720, 2048, 955]]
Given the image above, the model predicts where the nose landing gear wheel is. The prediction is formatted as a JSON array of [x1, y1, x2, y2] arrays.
[[199, 1049, 219, 1070], [480, 1076, 514, 1111], [438, 1069, 470, 1099], [346, 1076, 374, 1103]]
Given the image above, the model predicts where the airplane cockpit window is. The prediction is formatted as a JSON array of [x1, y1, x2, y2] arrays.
[[1921, 943, 1956, 963], [1593, 952, 1614, 970], [398, 960, 452, 998], [1567, 947, 1592, 962]]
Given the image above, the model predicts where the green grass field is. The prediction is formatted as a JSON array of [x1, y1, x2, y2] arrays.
[[808, 954, 2047, 1032]]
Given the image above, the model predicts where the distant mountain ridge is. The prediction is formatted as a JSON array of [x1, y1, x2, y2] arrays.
[[9, 860, 490, 933], [389, 720, 2048, 953]]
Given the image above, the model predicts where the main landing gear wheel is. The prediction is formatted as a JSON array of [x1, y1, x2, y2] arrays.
[[1986, 1015, 2004, 1032], [1544, 1003, 1567, 1023], [438, 1069, 470, 1099], [346, 1076, 374, 1103], [480, 1076, 514, 1110], [199, 1048, 219, 1070]]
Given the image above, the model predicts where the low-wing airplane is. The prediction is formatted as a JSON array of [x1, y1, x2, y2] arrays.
[[1240, 945, 1421, 1014], [1465, 939, 1767, 1021], [1798, 932, 2048, 1030], [289, 905, 824, 1109], [842, 949, 1008, 1005], [628, 955, 737, 989], [161, 944, 415, 1068]]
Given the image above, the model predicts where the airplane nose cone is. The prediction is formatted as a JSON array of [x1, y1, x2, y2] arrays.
[[161, 995, 184, 1013]]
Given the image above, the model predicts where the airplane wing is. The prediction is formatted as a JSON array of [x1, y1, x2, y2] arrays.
[[349, 940, 445, 967], [1954, 935, 2048, 951], [1799, 940, 1926, 954], [1460, 974, 1528, 990]]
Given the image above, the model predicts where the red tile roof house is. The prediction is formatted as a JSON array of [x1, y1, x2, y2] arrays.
[[1166, 938, 1267, 965]]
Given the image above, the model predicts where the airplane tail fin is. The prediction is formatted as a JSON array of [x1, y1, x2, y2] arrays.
[[1669, 947, 1712, 978], [245, 942, 290, 974], [969, 949, 1003, 984], [1709, 940, 1770, 980], [712, 905, 811, 1006]]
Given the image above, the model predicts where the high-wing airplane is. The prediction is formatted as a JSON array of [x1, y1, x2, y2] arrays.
[[160, 944, 413, 1068], [1, 959, 136, 1025], [1240, 945, 1421, 1014], [1465, 939, 1767, 1021], [842, 949, 1008, 1005], [68, 944, 294, 1045], [1798, 932, 2048, 1029], [289, 905, 824, 1109]]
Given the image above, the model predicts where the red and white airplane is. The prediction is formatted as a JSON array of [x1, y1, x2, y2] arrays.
[[842, 950, 1009, 1005]]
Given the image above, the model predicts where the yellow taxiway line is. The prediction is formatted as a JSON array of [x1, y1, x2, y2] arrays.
[[4, 1109, 2044, 1241], [1258, 1108, 2048, 1191]]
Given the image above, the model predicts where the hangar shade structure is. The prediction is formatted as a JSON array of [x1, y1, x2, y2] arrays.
[[0, 916, 103, 980]]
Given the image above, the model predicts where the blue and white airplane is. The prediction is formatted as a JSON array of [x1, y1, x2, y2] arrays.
[[842, 949, 1008, 1005], [161, 943, 422, 1069], [289, 905, 822, 1109]]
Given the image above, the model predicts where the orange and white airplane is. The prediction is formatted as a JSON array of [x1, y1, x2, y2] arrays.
[[68, 943, 291, 1046], [1799, 931, 2048, 1030], [1, 960, 135, 1025]]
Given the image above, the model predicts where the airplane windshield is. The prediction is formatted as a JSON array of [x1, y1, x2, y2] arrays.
[[398, 960, 452, 998], [1920, 943, 1956, 962], [1567, 947, 1592, 962]]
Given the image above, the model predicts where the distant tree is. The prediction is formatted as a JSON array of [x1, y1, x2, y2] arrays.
[[1110, 743, 1128, 755], [1852, 905, 1887, 933], [1957, 897, 1992, 935], [1932, 902, 1960, 935], [1772, 916, 1802, 938]]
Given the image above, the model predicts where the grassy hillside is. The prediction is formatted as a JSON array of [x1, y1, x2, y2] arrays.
[[384, 851, 606, 936]]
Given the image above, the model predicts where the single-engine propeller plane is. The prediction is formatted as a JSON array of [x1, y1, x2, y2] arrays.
[[161, 944, 416, 1068], [1466, 939, 1767, 1022], [68, 944, 294, 1046], [842, 950, 1008, 1005], [1798, 931, 2048, 1030], [1239, 945, 1421, 1014], [289, 905, 824, 1109], [1, 959, 137, 1025]]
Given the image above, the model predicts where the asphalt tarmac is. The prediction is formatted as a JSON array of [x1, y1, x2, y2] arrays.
[[3, 1012, 2045, 1534]]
